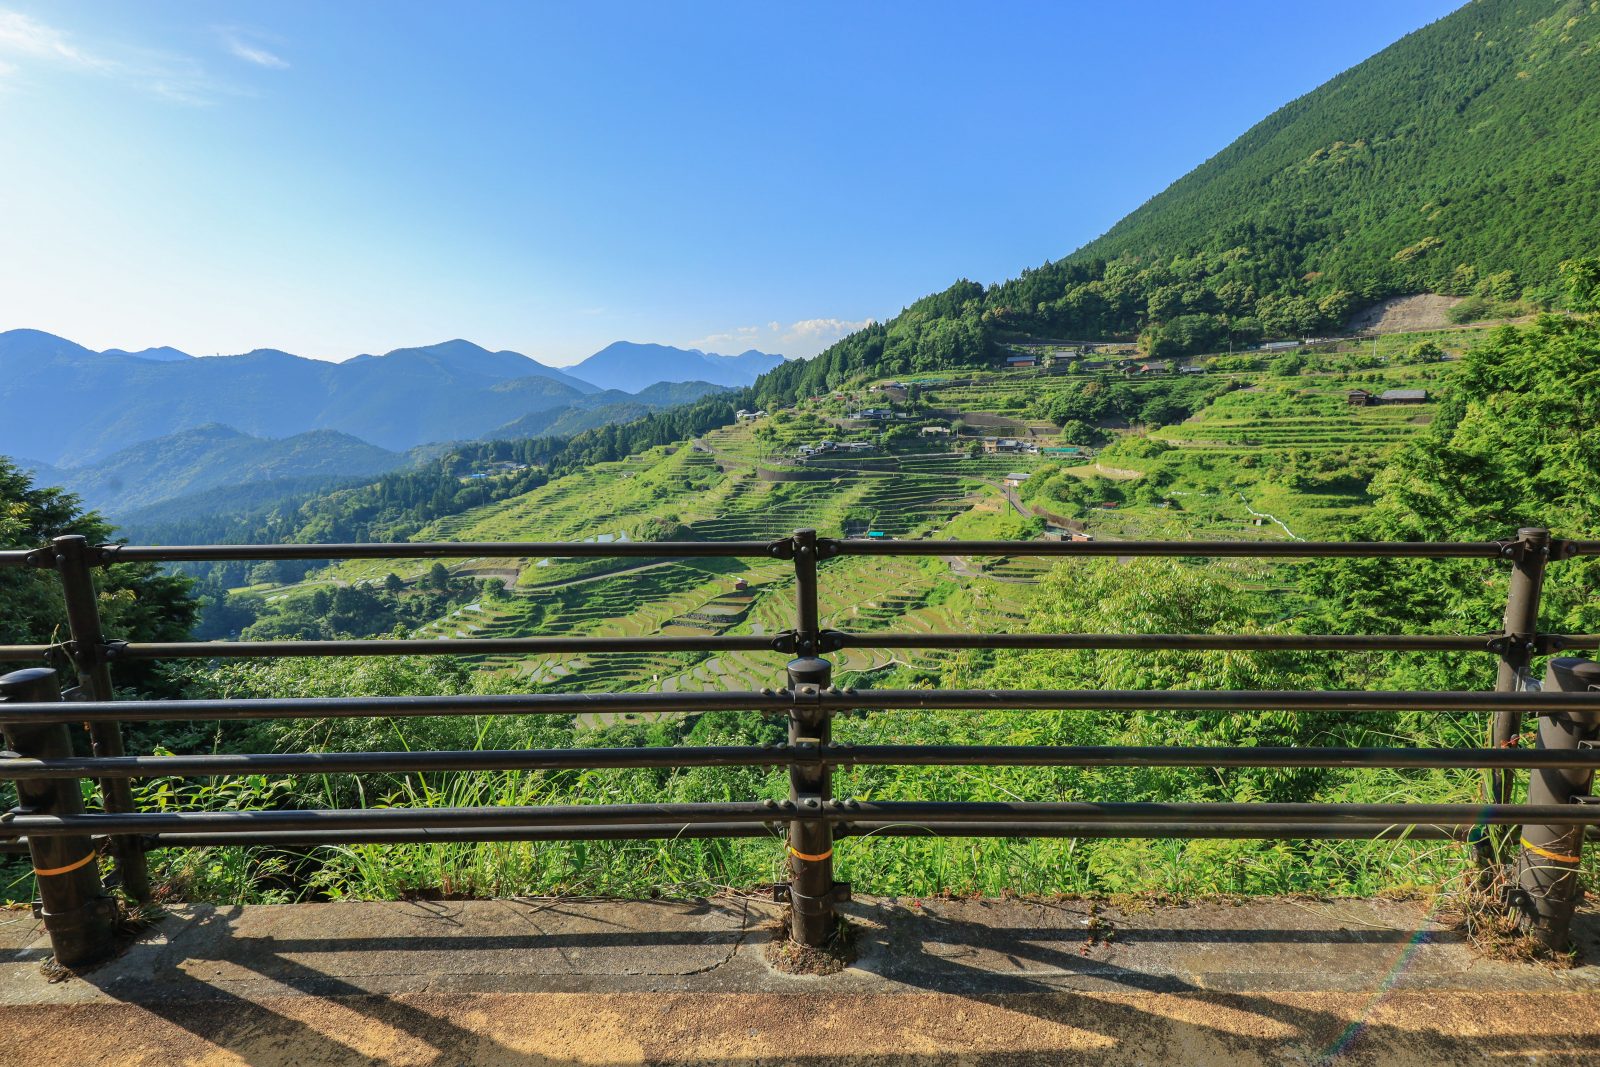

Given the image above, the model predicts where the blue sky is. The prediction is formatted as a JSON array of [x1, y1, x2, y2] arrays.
[[0, 1, 1462, 365]]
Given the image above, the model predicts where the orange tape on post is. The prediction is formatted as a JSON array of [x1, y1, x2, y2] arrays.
[[787, 845, 833, 863], [33, 850, 99, 878], [1519, 838, 1582, 865]]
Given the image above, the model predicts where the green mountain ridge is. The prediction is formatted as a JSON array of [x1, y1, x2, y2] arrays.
[[37, 424, 407, 517], [755, 0, 1600, 397]]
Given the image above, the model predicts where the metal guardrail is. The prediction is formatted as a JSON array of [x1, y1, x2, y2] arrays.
[[1, 527, 1599, 965]]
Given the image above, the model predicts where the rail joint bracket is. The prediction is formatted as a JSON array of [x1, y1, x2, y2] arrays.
[[23, 546, 57, 569]]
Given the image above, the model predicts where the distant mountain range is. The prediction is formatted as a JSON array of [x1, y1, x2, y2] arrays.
[[0, 328, 760, 516], [0, 329, 774, 467], [567, 342, 784, 392], [24, 424, 405, 517]]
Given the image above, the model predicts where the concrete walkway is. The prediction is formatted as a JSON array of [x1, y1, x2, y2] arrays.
[[0, 895, 1596, 1065]]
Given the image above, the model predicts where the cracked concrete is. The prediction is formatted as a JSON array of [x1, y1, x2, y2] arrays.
[[0, 895, 1596, 1064]]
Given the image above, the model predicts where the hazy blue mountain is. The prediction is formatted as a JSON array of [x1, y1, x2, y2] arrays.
[[344, 339, 598, 393], [0, 328, 98, 361], [484, 380, 731, 440], [39, 424, 406, 516], [567, 342, 784, 391], [100, 345, 193, 361], [0, 331, 597, 463]]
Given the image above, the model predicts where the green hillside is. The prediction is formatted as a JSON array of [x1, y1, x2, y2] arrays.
[[755, 0, 1600, 397], [1076, 0, 1600, 302], [44, 425, 406, 517]]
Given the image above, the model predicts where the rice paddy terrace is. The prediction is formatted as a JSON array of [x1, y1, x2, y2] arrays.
[[305, 425, 1046, 700], [270, 328, 1474, 699]]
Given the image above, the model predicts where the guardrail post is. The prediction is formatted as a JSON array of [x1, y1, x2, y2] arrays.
[[51, 535, 150, 901], [1510, 657, 1600, 951], [784, 528, 841, 947], [1479, 527, 1549, 867], [0, 668, 119, 967]]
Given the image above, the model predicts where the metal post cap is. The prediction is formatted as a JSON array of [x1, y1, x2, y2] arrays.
[[0, 667, 58, 692], [1546, 657, 1600, 690]]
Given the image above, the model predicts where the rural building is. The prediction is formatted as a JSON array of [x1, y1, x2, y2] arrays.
[[1002, 354, 1038, 369], [735, 409, 767, 421], [1260, 340, 1301, 351], [1347, 388, 1430, 407], [982, 437, 1028, 454], [1004, 472, 1030, 488], [1179, 364, 1208, 374], [919, 425, 951, 436]]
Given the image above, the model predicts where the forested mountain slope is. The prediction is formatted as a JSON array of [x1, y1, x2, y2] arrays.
[[755, 0, 1600, 398], [33, 425, 406, 517], [1075, 0, 1600, 303]]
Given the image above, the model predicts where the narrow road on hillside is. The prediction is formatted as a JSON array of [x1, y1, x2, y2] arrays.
[[519, 558, 680, 593]]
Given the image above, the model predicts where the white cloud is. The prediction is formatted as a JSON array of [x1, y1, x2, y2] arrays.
[[781, 317, 872, 343], [0, 9, 106, 68], [0, 8, 239, 104], [689, 316, 874, 359], [221, 30, 287, 70]]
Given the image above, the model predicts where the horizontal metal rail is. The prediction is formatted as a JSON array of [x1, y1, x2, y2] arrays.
[[103, 635, 782, 659], [14, 824, 1600, 850], [7, 800, 1600, 840], [830, 632, 1536, 652], [97, 540, 777, 563], [10, 537, 1580, 568], [830, 538, 1515, 558], [1, 631, 1595, 664], [5, 744, 1600, 781], [7, 688, 1600, 725]]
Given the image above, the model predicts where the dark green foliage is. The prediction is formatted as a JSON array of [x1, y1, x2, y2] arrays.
[[1300, 259, 1600, 682], [0, 458, 197, 676], [225, 575, 500, 641]]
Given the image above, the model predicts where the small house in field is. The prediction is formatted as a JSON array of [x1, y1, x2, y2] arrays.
[[983, 437, 1027, 454], [1003, 354, 1038, 369], [733, 578, 749, 592], [920, 425, 951, 437], [1004, 472, 1030, 488]]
